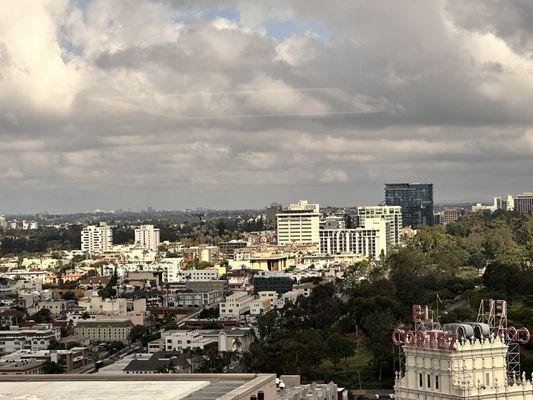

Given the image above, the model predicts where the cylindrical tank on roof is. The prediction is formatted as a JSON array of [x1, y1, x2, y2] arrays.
[[444, 323, 475, 340], [465, 322, 491, 340]]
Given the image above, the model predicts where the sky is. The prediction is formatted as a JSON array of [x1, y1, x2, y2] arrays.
[[1, 0, 533, 213]]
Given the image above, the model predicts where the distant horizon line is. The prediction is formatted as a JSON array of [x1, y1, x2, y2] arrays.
[[1, 199, 498, 217]]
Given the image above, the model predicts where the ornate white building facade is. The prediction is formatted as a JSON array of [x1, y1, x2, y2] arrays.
[[394, 303, 532, 399]]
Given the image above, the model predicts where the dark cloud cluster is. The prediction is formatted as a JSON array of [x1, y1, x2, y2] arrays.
[[0, 0, 532, 213]]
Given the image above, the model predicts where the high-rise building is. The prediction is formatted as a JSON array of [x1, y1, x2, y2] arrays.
[[276, 200, 320, 245], [0, 215, 5, 229], [81, 222, 113, 254], [265, 202, 283, 227], [355, 206, 402, 246], [134, 225, 160, 251], [385, 183, 434, 228], [319, 220, 388, 259], [513, 192, 533, 215]]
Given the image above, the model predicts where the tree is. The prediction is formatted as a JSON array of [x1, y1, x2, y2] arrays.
[[48, 339, 65, 350], [360, 311, 396, 382], [42, 361, 65, 374], [483, 261, 520, 298], [99, 270, 117, 298], [130, 325, 148, 343], [61, 291, 76, 301], [387, 246, 430, 307], [28, 308, 53, 323], [109, 341, 126, 352], [326, 332, 355, 367], [198, 308, 219, 319]]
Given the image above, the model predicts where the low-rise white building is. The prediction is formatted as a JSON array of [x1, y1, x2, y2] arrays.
[[157, 329, 254, 353], [219, 291, 255, 318], [0, 328, 61, 355], [162, 330, 207, 351], [78, 297, 146, 315], [174, 290, 224, 307], [250, 291, 278, 316], [28, 300, 75, 316], [2, 270, 47, 283]]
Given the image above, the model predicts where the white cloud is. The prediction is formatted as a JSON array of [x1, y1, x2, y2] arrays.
[[319, 169, 349, 183]]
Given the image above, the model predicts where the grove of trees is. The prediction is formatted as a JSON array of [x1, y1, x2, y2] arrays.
[[242, 210, 533, 389]]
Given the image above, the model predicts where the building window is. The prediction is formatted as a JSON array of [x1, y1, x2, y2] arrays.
[[419, 373, 423, 387], [427, 374, 431, 388], [435, 375, 439, 390], [485, 373, 490, 386]]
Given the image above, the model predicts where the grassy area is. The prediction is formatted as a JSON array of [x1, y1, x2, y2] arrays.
[[319, 350, 393, 390], [509, 297, 524, 311], [321, 350, 372, 371], [457, 266, 480, 280]]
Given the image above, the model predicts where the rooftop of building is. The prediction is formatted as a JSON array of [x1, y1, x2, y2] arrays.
[[0, 374, 276, 400], [0, 328, 57, 335], [123, 351, 193, 373], [0, 359, 45, 371], [75, 319, 133, 327]]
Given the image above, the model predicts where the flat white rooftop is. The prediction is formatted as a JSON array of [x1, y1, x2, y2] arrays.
[[0, 381, 210, 400], [0, 374, 276, 400]]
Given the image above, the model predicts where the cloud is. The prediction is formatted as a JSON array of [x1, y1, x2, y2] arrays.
[[0, 0, 533, 212], [319, 169, 349, 183]]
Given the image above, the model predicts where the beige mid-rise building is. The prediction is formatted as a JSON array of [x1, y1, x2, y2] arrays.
[[74, 319, 133, 344], [276, 201, 320, 245]]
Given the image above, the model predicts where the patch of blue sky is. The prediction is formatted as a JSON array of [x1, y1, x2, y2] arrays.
[[69, 0, 88, 8], [58, 25, 84, 58], [201, 8, 240, 23], [172, 7, 240, 24], [265, 19, 331, 42]]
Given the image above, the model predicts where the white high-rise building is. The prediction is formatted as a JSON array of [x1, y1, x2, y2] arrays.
[[319, 219, 388, 259], [355, 205, 402, 247], [0, 215, 5, 229], [514, 192, 533, 215], [134, 224, 160, 251], [493, 196, 515, 211], [276, 200, 320, 245], [81, 222, 113, 254]]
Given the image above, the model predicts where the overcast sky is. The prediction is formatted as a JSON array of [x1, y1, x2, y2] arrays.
[[1, 0, 533, 213]]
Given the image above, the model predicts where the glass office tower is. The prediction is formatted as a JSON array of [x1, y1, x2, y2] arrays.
[[385, 183, 434, 228]]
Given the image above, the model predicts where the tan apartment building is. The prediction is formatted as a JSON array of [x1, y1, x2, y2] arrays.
[[74, 319, 133, 344]]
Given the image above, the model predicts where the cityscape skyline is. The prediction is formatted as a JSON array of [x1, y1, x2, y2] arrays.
[[1, 183, 530, 215], [2, 1, 533, 398]]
